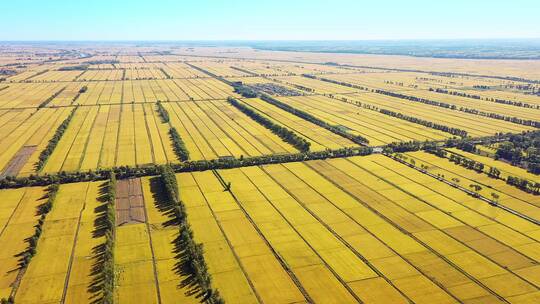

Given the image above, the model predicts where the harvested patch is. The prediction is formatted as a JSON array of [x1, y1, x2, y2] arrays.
[[0, 146, 36, 178], [115, 178, 146, 225]]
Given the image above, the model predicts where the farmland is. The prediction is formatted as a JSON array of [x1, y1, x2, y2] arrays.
[[176, 155, 540, 303], [0, 43, 539, 303]]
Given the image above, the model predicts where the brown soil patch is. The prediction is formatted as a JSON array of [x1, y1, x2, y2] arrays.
[[0, 146, 36, 178], [115, 178, 146, 225]]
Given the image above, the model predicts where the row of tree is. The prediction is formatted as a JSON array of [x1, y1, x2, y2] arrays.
[[374, 88, 540, 128], [169, 127, 190, 161], [429, 87, 539, 109], [156, 101, 190, 161], [427, 147, 540, 195], [448, 153, 485, 172], [70, 86, 88, 104], [0, 146, 373, 189], [36, 107, 78, 171], [156, 101, 170, 123], [378, 108, 468, 137], [102, 173, 116, 303], [23, 184, 58, 268], [493, 131, 540, 174], [306, 74, 371, 92], [258, 93, 370, 145], [159, 166, 224, 303], [0, 185, 57, 304], [227, 97, 311, 152], [38, 86, 66, 108], [159, 68, 173, 79]]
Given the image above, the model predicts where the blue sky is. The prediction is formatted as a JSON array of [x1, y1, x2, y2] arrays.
[[1, 0, 539, 40]]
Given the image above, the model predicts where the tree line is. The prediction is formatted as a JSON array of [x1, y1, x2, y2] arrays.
[[426, 146, 540, 195], [102, 173, 116, 303], [373, 88, 540, 128], [258, 93, 370, 145], [36, 106, 78, 171], [0, 184, 59, 304], [169, 127, 190, 161], [159, 166, 224, 303], [429, 87, 539, 110], [0, 146, 373, 189], [38, 86, 66, 108], [227, 97, 310, 152], [156, 101, 190, 161], [493, 131, 540, 174]]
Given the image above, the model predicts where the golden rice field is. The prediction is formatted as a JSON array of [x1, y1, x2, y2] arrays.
[[0, 107, 72, 176], [1, 46, 539, 303], [12, 182, 104, 303], [274, 95, 452, 146], [339, 93, 534, 137], [162, 100, 297, 159], [238, 98, 357, 151], [176, 155, 540, 303], [2, 156, 539, 303], [402, 151, 540, 221], [0, 186, 47, 299], [41, 104, 176, 173]]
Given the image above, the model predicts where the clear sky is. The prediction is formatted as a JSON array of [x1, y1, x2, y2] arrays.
[[1, 0, 539, 41]]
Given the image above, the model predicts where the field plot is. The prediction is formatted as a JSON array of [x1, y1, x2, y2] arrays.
[[233, 61, 380, 77], [273, 75, 364, 94], [115, 176, 213, 303], [445, 148, 540, 183], [172, 156, 540, 303], [239, 98, 357, 150], [78, 69, 124, 81], [124, 68, 166, 80], [276, 95, 451, 146], [0, 82, 66, 108], [401, 151, 540, 225], [159, 62, 207, 78], [71, 78, 237, 105], [41, 104, 176, 173], [339, 93, 535, 137], [0, 186, 47, 299], [188, 61, 252, 77], [47, 82, 89, 106], [14, 182, 104, 304], [28, 70, 85, 82], [323, 72, 540, 108], [163, 100, 297, 160], [0, 107, 72, 177], [173, 156, 540, 303]]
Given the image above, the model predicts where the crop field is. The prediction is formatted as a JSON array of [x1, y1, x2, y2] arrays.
[[0, 82, 67, 108], [41, 104, 176, 173], [66, 78, 236, 105], [1, 44, 540, 303], [339, 93, 535, 137], [444, 148, 540, 183], [176, 155, 540, 303], [0, 107, 72, 176], [275, 95, 451, 146], [0, 186, 47, 299], [163, 100, 297, 159], [236, 98, 357, 151], [14, 182, 104, 303], [401, 151, 540, 222]]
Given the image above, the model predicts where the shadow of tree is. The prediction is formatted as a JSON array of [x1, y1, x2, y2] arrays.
[[149, 176, 208, 302], [86, 181, 110, 303], [149, 176, 178, 227]]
